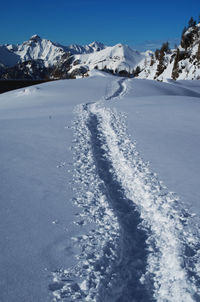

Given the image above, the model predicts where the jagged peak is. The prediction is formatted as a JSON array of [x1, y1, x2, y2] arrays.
[[113, 43, 134, 51], [29, 34, 42, 42], [116, 43, 123, 47], [89, 41, 105, 49]]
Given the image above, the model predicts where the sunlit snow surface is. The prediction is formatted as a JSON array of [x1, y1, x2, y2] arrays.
[[0, 72, 200, 302]]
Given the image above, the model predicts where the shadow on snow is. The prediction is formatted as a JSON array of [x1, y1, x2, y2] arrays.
[[87, 113, 154, 302]]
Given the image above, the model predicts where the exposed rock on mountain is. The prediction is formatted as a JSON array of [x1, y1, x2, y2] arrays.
[[1, 59, 50, 80]]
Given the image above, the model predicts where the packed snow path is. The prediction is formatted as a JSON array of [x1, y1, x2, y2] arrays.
[[51, 78, 200, 302]]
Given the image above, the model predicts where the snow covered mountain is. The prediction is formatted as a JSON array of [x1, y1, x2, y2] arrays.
[[137, 23, 200, 81], [69, 43, 144, 75], [0, 35, 147, 80], [6, 35, 67, 67], [5, 36, 106, 67]]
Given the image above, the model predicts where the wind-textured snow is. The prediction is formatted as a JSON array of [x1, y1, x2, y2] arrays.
[[1, 71, 200, 301]]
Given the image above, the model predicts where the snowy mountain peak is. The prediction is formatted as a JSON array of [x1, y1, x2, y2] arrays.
[[88, 41, 105, 51], [29, 34, 42, 42], [116, 43, 123, 47], [69, 43, 145, 76], [8, 36, 66, 67]]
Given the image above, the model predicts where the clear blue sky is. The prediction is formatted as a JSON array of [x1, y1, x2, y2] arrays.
[[1, 0, 200, 50]]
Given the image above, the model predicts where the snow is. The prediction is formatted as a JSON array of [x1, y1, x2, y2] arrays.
[[0, 72, 200, 301], [4, 37, 107, 68], [89, 102, 197, 301], [65, 41, 106, 54], [0, 75, 110, 302], [70, 44, 144, 74], [109, 79, 200, 214], [13, 36, 66, 66], [4, 36, 146, 73]]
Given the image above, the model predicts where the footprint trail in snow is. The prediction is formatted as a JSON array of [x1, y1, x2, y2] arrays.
[[50, 78, 200, 302]]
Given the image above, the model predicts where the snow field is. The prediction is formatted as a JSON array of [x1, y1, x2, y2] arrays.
[[0, 75, 112, 302], [1, 73, 200, 301]]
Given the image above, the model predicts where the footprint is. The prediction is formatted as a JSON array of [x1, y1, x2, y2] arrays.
[[48, 282, 64, 292]]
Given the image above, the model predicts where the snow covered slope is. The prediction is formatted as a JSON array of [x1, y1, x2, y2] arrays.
[[69, 43, 144, 74], [1, 72, 200, 301], [0, 74, 110, 302]]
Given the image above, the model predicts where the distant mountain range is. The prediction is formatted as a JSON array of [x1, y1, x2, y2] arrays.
[[1, 21, 200, 81], [0, 35, 150, 80]]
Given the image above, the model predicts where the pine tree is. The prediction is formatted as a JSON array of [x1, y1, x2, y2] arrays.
[[172, 48, 180, 80], [156, 56, 165, 78], [150, 54, 155, 66], [188, 17, 196, 28], [134, 66, 141, 77], [155, 49, 159, 60], [181, 28, 194, 50], [154, 42, 170, 78], [160, 42, 170, 53]]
